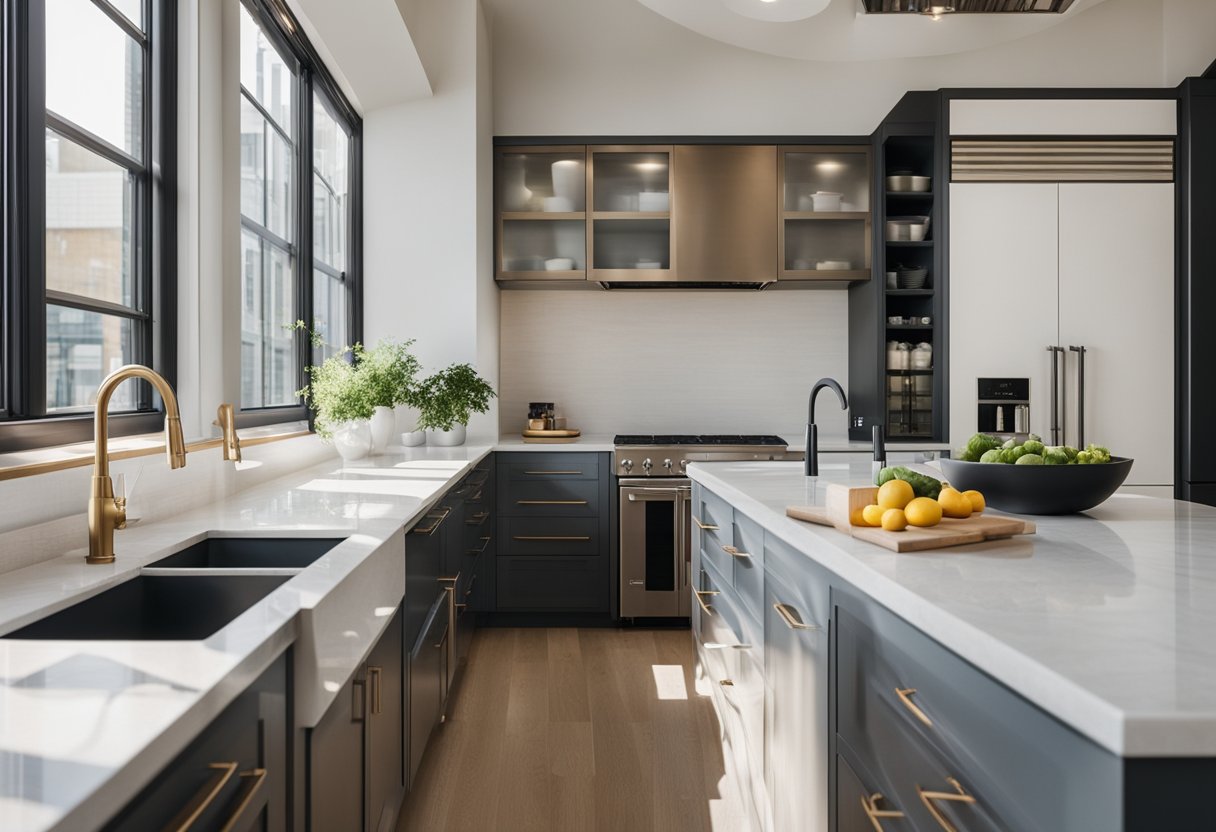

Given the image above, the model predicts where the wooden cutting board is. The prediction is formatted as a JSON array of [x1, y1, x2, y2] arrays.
[[786, 484, 1035, 553], [522, 428, 581, 438]]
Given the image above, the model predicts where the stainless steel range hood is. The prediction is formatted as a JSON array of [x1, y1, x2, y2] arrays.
[[862, 0, 1075, 12]]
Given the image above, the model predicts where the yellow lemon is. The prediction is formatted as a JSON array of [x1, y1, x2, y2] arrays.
[[881, 508, 908, 531], [877, 479, 915, 510], [862, 504, 887, 527], [850, 507, 869, 527], [938, 487, 973, 519], [963, 489, 986, 514], [904, 496, 943, 527]]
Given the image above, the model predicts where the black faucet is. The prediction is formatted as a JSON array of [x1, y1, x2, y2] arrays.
[[805, 377, 848, 477]]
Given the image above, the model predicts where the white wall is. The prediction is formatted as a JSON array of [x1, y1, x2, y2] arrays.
[[487, 0, 1208, 137], [363, 0, 499, 441], [498, 290, 848, 439]]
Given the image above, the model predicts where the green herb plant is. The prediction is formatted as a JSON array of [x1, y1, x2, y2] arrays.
[[414, 363, 496, 432], [356, 339, 421, 410]]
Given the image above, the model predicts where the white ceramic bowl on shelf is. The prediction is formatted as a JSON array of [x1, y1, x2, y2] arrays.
[[542, 196, 574, 212], [544, 257, 575, 271], [811, 191, 842, 212], [816, 259, 851, 271]]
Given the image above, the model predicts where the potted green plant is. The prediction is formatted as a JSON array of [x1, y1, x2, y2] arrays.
[[414, 363, 496, 446], [298, 348, 377, 460], [356, 339, 421, 453]]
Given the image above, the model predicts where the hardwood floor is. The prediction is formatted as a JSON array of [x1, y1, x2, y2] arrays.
[[396, 627, 751, 832]]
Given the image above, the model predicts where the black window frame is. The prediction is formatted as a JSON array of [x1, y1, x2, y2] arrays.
[[0, 0, 176, 452], [237, 0, 362, 429]]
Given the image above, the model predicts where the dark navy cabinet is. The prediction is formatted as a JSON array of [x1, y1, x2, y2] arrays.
[[103, 651, 289, 832], [495, 452, 612, 615]]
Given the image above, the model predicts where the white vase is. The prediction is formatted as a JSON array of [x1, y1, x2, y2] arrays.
[[332, 420, 372, 461], [551, 159, 584, 209], [370, 406, 395, 453], [401, 429, 426, 447], [427, 424, 467, 447], [505, 166, 534, 211]]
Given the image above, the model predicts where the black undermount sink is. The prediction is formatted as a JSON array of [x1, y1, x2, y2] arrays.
[[147, 536, 345, 570], [2, 574, 290, 641]]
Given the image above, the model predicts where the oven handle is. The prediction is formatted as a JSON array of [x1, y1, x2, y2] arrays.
[[625, 486, 691, 501]]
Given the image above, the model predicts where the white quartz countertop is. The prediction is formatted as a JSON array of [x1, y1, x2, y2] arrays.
[[687, 460, 1216, 758], [494, 434, 617, 451], [0, 443, 492, 832], [493, 434, 949, 455]]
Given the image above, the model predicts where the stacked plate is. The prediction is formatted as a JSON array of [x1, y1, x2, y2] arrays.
[[895, 266, 928, 289]]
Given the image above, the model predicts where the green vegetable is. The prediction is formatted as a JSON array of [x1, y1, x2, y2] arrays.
[[1022, 439, 1045, 455], [1016, 453, 1044, 465], [979, 448, 1003, 464], [1043, 447, 1070, 465], [1000, 446, 1027, 464], [1063, 446, 1079, 461], [958, 433, 1003, 462], [875, 466, 942, 499], [1027, 433, 1042, 443], [1076, 450, 1093, 464], [1086, 444, 1112, 464], [1001, 438, 1017, 450]]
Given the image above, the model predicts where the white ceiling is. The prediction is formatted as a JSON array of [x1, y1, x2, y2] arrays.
[[635, 0, 1116, 61]]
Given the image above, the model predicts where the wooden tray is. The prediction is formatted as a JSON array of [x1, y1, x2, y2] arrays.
[[786, 484, 1035, 553], [522, 428, 581, 438]]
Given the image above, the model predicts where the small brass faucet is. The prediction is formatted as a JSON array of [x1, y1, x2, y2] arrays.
[[87, 365, 187, 564], [214, 403, 242, 462]]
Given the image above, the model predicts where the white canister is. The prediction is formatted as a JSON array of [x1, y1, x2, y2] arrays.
[[911, 342, 933, 370], [551, 160, 585, 209], [811, 191, 842, 212]]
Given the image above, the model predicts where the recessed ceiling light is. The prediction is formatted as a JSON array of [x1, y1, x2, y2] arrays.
[[759, 0, 780, 4], [922, 4, 955, 18]]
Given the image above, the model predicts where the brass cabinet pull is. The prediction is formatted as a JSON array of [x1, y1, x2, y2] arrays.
[[895, 687, 933, 727], [465, 574, 477, 597], [721, 544, 751, 559], [692, 516, 719, 531], [166, 761, 237, 831], [438, 573, 460, 585], [467, 535, 492, 555], [368, 666, 382, 715], [917, 777, 976, 832], [455, 602, 468, 611], [719, 678, 734, 687], [218, 768, 268, 832], [413, 506, 451, 536], [466, 511, 490, 525], [512, 535, 591, 541], [523, 470, 582, 475], [861, 792, 906, 831], [694, 589, 719, 615], [516, 499, 588, 506], [773, 602, 819, 631]]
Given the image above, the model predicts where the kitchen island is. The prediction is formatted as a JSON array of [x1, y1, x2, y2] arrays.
[[687, 460, 1216, 831]]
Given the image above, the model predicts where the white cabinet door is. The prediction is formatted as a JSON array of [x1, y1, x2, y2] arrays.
[[1058, 183, 1174, 485], [949, 184, 1061, 448]]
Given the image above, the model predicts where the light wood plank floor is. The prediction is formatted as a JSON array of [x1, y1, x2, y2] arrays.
[[396, 627, 751, 832]]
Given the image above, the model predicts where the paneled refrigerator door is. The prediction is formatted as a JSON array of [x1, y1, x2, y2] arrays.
[[948, 183, 1060, 450], [1058, 183, 1175, 486]]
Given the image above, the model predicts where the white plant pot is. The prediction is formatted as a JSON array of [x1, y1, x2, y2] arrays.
[[369, 406, 395, 453], [427, 424, 467, 447], [401, 429, 426, 447], [332, 420, 372, 461]]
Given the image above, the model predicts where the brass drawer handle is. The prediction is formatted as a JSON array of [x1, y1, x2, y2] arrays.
[[465, 575, 477, 597], [413, 506, 452, 536], [512, 535, 591, 541], [516, 499, 588, 505], [466, 511, 490, 525], [895, 687, 933, 727], [773, 602, 819, 631], [692, 516, 719, 531], [917, 777, 976, 832], [861, 792, 905, 830], [694, 589, 719, 615], [523, 470, 582, 475], [167, 761, 237, 831], [368, 666, 382, 715], [722, 544, 751, 559], [719, 678, 734, 687], [438, 573, 460, 585], [218, 768, 268, 832], [467, 535, 492, 555]]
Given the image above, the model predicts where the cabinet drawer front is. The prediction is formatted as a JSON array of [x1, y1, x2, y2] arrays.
[[409, 597, 450, 785], [731, 511, 765, 624], [835, 748, 910, 832], [496, 556, 607, 611], [835, 592, 1119, 832], [504, 453, 600, 481], [501, 479, 601, 516], [502, 517, 599, 556]]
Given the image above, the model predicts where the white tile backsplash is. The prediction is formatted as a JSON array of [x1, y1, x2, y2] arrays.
[[499, 289, 849, 438]]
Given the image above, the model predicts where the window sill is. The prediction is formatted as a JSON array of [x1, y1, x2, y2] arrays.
[[0, 421, 312, 482]]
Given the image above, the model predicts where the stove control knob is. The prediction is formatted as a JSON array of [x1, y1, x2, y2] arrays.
[[642, 458, 653, 474], [662, 458, 673, 472], [620, 458, 633, 474], [679, 459, 689, 472]]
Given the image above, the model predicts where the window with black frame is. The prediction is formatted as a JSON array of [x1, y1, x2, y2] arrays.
[[238, 0, 361, 419], [0, 0, 173, 451]]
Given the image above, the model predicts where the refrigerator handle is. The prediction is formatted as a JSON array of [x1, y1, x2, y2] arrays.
[[1069, 345, 1086, 449], [1046, 346, 1064, 445]]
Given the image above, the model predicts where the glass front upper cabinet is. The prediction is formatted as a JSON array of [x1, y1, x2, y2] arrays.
[[588, 146, 673, 281], [778, 146, 872, 281], [496, 147, 587, 280]]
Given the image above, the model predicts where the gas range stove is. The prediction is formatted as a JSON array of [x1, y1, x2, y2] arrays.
[[612, 434, 790, 477]]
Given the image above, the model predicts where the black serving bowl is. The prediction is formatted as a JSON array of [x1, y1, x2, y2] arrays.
[[937, 457, 1134, 515]]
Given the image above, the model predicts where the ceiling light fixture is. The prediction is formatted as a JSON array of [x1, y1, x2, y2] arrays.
[[921, 4, 955, 19]]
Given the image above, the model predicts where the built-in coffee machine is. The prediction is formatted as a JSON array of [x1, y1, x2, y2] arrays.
[[977, 378, 1030, 439]]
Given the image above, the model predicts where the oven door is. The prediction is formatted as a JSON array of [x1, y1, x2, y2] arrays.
[[619, 478, 691, 619]]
